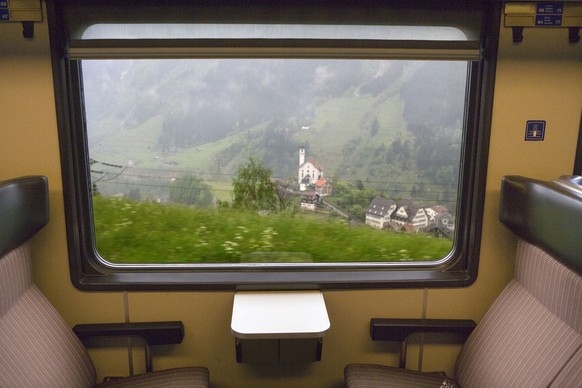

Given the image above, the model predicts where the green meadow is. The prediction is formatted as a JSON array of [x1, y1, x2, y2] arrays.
[[93, 196, 452, 265]]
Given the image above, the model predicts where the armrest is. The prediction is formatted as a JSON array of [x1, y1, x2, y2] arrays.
[[73, 321, 184, 346], [371, 318, 476, 341], [73, 321, 185, 373], [370, 318, 476, 369]]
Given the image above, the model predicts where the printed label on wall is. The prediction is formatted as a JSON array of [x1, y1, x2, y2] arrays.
[[525, 120, 546, 141]]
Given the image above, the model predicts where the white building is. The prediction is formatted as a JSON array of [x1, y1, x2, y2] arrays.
[[300, 191, 319, 211], [298, 147, 324, 191], [425, 205, 449, 221], [391, 200, 429, 231], [365, 197, 397, 229]]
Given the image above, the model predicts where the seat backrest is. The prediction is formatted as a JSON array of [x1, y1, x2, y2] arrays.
[[454, 176, 582, 388], [0, 176, 97, 388]]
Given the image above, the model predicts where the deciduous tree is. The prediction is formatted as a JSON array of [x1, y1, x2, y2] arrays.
[[232, 157, 279, 212]]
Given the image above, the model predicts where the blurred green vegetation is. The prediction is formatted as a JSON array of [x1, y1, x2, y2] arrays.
[[93, 196, 452, 264]]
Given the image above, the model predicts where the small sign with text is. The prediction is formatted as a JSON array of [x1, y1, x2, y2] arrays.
[[525, 120, 546, 141]]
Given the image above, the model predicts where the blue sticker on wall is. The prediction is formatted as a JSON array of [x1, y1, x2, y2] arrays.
[[525, 120, 546, 141], [536, 2, 564, 14], [536, 15, 563, 26]]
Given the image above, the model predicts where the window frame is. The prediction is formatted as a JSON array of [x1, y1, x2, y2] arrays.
[[47, 0, 500, 291]]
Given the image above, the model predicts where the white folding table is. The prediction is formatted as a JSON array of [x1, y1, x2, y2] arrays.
[[231, 290, 330, 362]]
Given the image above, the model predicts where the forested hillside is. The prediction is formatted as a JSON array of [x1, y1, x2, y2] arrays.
[[83, 58, 466, 208]]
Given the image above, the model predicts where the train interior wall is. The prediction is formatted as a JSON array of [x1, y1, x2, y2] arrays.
[[1, 3, 581, 387]]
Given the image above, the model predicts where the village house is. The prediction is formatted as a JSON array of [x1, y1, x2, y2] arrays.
[[425, 204, 449, 221], [390, 200, 429, 231], [300, 191, 319, 211], [365, 197, 454, 234], [365, 197, 396, 229], [424, 213, 455, 239], [314, 178, 333, 196]]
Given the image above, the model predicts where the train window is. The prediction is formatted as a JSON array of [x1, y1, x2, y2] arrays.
[[48, 1, 498, 290]]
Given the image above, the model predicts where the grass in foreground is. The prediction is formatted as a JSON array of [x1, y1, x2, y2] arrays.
[[93, 196, 452, 264]]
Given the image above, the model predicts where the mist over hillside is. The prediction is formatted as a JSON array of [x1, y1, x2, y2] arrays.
[[83, 58, 466, 207]]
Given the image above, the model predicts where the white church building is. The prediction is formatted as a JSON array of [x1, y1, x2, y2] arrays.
[[298, 147, 324, 191]]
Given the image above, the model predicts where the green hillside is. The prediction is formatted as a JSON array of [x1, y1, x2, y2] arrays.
[[85, 59, 465, 210]]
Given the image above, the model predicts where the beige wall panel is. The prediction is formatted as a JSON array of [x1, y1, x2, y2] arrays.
[[424, 21, 582, 377], [126, 289, 423, 387], [1, 2, 580, 387]]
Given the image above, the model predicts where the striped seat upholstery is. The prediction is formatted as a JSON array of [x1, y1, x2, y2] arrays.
[[0, 176, 209, 388], [346, 176, 582, 388], [95, 367, 210, 388], [346, 240, 582, 388], [0, 244, 97, 388], [344, 363, 458, 388], [0, 244, 210, 388], [455, 240, 582, 388]]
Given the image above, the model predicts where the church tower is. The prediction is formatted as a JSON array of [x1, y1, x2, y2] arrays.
[[299, 147, 305, 167]]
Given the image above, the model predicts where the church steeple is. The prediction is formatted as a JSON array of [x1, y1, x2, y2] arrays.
[[299, 146, 305, 167]]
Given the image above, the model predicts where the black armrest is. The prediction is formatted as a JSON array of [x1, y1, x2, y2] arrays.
[[370, 318, 476, 369], [73, 321, 184, 346], [73, 321, 185, 373], [371, 318, 476, 341]]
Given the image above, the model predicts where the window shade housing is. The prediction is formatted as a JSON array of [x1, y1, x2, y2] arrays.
[[63, 0, 485, 60]]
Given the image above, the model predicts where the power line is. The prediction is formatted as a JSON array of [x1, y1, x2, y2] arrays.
[[92, 162, 459, 189], [96, 180, 460, 199]]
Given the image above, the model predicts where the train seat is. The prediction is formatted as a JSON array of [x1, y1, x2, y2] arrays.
[[345, 175, 582, 388], [0, 176, 209, 388]]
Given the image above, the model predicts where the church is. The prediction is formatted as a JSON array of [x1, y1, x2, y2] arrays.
[[298, 147, 324, 191]]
